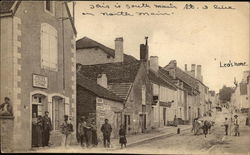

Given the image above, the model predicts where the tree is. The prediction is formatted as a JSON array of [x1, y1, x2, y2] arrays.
[[219, 85, 234, 103]]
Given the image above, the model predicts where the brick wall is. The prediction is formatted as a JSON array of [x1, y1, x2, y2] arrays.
[[0, 116, 14, 153]]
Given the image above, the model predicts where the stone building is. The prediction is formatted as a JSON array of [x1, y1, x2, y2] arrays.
[[76, 36, 137, 65], [148, 56, 178, 127], [0, 1, 77, 151], [184, 64, 210, 117], [76, 73, 124, 140], [164, 61, 200, 124], [231, 71, 250, 112]]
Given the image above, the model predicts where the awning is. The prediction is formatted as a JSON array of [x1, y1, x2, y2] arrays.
[[159, 101, 172, 107]]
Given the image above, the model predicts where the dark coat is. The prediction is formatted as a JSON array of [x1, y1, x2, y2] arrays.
[[101, 123, 112, 136]]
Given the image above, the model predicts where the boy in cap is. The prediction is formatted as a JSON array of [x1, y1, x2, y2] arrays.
[[61, 115, 73, 147]]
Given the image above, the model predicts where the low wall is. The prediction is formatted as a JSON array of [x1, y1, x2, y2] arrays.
[[0, 116, 14, 153]]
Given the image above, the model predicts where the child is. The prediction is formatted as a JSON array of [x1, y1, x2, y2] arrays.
[[119, 124, 127, 149]]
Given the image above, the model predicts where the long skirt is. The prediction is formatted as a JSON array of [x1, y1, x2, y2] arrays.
[[32, 124, 38, 147], [119, 136, 127, 144]]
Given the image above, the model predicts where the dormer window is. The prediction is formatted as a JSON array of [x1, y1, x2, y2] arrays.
[[44, 1, 55, 16]]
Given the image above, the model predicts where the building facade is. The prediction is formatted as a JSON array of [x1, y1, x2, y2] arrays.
[[0, 1, 77, 151], [76, 74, 124, 140]]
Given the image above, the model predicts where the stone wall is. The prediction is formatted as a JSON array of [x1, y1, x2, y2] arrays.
[[0, 116, 14, 153]]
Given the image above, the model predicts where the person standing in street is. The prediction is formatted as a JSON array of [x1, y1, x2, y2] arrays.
[[91, 119, 98, 147], [233, 115, 240, 136], [42, 111, 52, 147], [223, 117, 229, 135], [101, 119, 112, 148], [85, 117, 93, 148], [78, 116, 87, 148], [60, 115, 73, 147], [119, 124, 127, 149], [37, 115, 44, 147]]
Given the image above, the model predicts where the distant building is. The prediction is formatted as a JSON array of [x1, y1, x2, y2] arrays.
[[0, 1, 77, 151], [164, 61, 200, 123], [76, 37, 137, 65], [231, 71, 250, 112], [183, 64, 210, 117]]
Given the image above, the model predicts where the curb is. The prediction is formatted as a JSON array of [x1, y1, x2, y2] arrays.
[[111, 126, 192, 150]]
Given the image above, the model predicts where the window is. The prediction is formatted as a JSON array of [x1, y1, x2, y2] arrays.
[[41, 23, 58, 71], [52, 97, 66, 130], [44, 1, 55, 15]]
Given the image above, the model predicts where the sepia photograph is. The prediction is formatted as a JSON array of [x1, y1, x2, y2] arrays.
[[0, 1, 249, 154]]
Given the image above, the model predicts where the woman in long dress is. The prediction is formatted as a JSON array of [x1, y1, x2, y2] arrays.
[[32, 113, 38, 147], [37, 115, 44, 147], [119, 124, 127, 149]]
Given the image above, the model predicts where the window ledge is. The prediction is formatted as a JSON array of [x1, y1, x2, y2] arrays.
[[0, 115, 14, 119]]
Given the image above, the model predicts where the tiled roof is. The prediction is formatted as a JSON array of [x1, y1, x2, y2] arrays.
[[77, 62, 141, 83], [0, 1, 16, 13], [164, 63, 199, 91], [76, 37, 138, 64], [149, 70, 176, 90], [108, 83, 133, 100], [77, 73, 124, 102], [240, 83, 247, 95]]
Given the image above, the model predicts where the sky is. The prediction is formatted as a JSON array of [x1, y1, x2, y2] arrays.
[[69, 1, 249, 92]]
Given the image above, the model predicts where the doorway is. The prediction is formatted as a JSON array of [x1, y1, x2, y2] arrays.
[[163, 108, 166, 126], [124, 114, 131, 134], [139, 114, 146, 133], [31, 94, 46, 147]]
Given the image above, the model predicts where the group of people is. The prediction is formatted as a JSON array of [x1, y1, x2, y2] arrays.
[[223, 114, 240, 136], [77, 116, 98, 148], [77, 117, 127, 149], [32, 111, 52, 147], [191, 117, 214, 137]]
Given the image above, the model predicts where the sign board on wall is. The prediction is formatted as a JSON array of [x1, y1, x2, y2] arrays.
[[32, 74, 48, 89]]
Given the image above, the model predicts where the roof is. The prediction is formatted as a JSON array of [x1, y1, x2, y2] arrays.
[[0, 1, 15, 13], [76, 37, 138, 64], [240, 83, 247, 95], [108, 83, 133, 100], [149, 70, 176, 90], [77, 73, 124, 102], [77, 62, 142, 101], [164, 63, 199, 92], [77, 62, 141, 83]]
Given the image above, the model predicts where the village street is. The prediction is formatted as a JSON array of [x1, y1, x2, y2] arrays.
[[28, 108, 249, 154]]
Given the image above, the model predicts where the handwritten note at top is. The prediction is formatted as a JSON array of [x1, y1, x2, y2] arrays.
[[81, 2, 236, 17]]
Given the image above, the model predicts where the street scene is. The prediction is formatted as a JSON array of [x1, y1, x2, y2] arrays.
[[0, 1, 249, 154]]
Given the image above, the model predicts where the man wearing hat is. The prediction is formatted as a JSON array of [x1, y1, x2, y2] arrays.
[[78, 116, 87, 148], [43, 111, 52, 146], [233, 115, 240, 136], [61, 115, 73, 147]]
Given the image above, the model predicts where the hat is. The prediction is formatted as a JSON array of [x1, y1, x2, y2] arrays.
[[234, 115, 238, 118], [64, 115, 69, 119]]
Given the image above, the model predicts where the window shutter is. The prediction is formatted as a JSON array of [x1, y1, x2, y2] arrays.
[[65, 103, 70, 116]]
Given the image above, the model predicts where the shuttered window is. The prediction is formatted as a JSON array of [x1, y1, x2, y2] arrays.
[[41, 23, 58, 71]]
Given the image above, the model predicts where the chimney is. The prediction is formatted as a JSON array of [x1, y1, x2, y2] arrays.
[[191, 64, 196, 78], [149, 56, 159, 73], [97, 73, 108, 89], [140, 37, 149, 62], [168, 60, 177, 79], [196, 65, 203, 82], [185, 64, 187, 72], [114, 37, 124, 63]]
